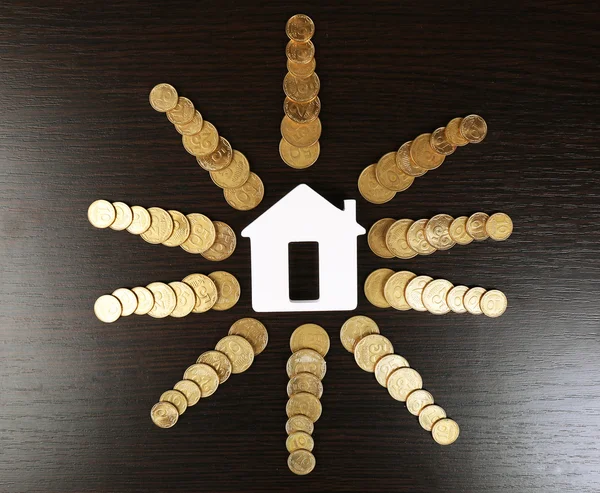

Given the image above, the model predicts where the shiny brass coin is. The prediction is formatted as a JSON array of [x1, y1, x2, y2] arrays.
[[367, 218, 396, 259], [228, 317, 268, 355], [149, 83, 178, 112], [460, 114, 487, 143], [486, 212, 513, 241], [112, 288, 138, 317], [215, 335, 255, 374], [174, 110, 203, 136], [168, 281, 196, 318], [286, 414, 314, 435], [449, 216, 473, 245], [146, 282, 177, 318], [410, 133, 445, 170], [480, 289, 507, 318], [432, 418, 460, 445], [445, 117, 469, 146], [387, 367, 423, 402], [286, 348, 326, 380], [166, 97, 195, 125], [288, 449, 316, 476], [196, 136, 233, 171], [364, 268, 395, 309], [386, 219, 417, 259], [223, 172, 264, 211], [286, 431, 314, 453], [127, 206, 151, 235], [405, 275, 433, 312], [88, 200, 116, 228], [464, 287, 486, 315], [160, 389, 188, 415], [182, 121, 219, 157], [208, 271, 241, 311], [209, 150, 251, 189], [285, 39, 315, 64], [173, 379, 201, 406], [430, 127, 457, 155], [196, 350, 232, 384], [446, 285, 469, 314], [109, 202, 133, 231], [201, 222, 237, 262], [395, 141, 427, 177], [383, 270, 417, 311], [284, 96, 320, 124], [406, 389, 434, 416], [358, 164, 396, 204], [287, 372, 324, 399], [181, 273, 218, 313], [94, 294, 122, 323], [287, 57, 316, 78], [354, 334, 394, 372], [286, 392, 322, 422], [422, 279, 454, 315], [283, 72, 320, 103], [150, 401, 178, 428], [419, 404, 447, 431], [132, 286, 154, 315], [183, 363, 219, 397], [466, 212, 490, 241], [290, 323, 330, 357], [340, 315, 380, 353], [180, 213, 216, 254], [406, 219, 437, 255], [374, 354, 410, 388], [279, 138, 320, 169], [375, 152, 415, 192], [162, 210, 191, 247], [281, 115, 321, 147], [425, 214, 455, 250], [140, 207, 174, 244], [286, 14, 315, 42]]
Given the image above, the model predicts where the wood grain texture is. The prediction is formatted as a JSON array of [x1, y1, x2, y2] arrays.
[[1, 1, 599, 492]]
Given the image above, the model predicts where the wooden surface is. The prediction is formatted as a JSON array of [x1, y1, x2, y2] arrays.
[[1, 1, 599, 492]]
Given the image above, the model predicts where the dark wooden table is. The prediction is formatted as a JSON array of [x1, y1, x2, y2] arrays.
[[1, 1, 599, 492]]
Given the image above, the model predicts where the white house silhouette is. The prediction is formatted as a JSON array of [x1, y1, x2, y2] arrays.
[[242, 184, 366, 312]]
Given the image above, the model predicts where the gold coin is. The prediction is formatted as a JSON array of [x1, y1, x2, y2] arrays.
[[386, 219, 417, 258], [173, 379, 202, 406], [283, 72, 320, 104], [288, 449, 316, 476], [88, 200, 116, 228], [286, 39, 315, 64], [174, 110, 203, 136], [208, 271, 241, 311], [146, 282, 177, 318], [387, 367, 423, 402], [464, 287, 486, 315], [287, 372, 324, 399], [375, 152, 415, 192], [228, 317, 268, 355], [286, 415, 314, 435], [160, 389, 188, 415], [395, 141, 427, 177], [358, 164, 396, 204], [419, 404, 447, 431], [364, 268, 395, 309], [127, 206, 151, 235], [286, 392, 322, 422], [445, 117, 469, 146], [109, 202, 133, 231], [168, 281, 196, 318], [290, 323, 330, 357], [406, 389, 434, 416], [112, 288, 138, 317], [486, 212, 513, 241], [281, 115, 321, 148], [183, 363, 219, 397], [432, 418, 460, 445], [182, 121, 219, 157], [425, 214, 455, 250], [340, 315, 380, 353], [197, 136, 233, 171], [197, 350, 232, 384], [223, 172, 264, 211], [210, 150, 251, 189], [132, 286, 154, 315], [286, 14, 315, 42], [180, 213, 216, 254], [162, 210, 191, 247], [446, 285, 469, 314], [279, 138, 320, 169], [287, 57, 316, 78], [448, 216, 473, 245], [367, 218, 395, 259], [140, 207, 174, 244], [181, 273, 218, 313], [286, 348, 326, 380], [460, 114, 487, 143], [405, 275, 433, 312], [466, 212, 490, 241], [201, 222, 237, 262], [383, 270, 417, 311], [284, 96, 320, 124], [150, 401, 178, 428], [480, 289, 507, 318], [374, 354, 410, 388], [354, 334, 394, 372], [430, 127, 457, 155], [94, 294, 122, 323], [406, 219, 437, 255], [166, 97, 195, 125], [410, 133, 445, 170], [286, 431, 314, 453], [149, 83, 178, 112], [215, 335, 255, 374], [422, 279, 454, 315]]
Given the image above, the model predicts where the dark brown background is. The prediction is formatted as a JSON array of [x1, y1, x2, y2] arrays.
[[1, 1, 599, 492]]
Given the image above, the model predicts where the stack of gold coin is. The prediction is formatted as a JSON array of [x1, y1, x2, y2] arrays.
[[279, 14, 321, 170], [367, 212, 513, 259], [364, 268, 508, 317], [93, 271, 241, 323], [149, 83, 264, 211], [285, 323, 329, 475], [358, 114, 488, 203], [151, 318, 268, 428], [340, 315, 460, 445]]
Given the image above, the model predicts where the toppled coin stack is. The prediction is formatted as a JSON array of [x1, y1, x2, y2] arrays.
[[368, 212, 513, 258], [150, 318, 268, 428], [285, 324, 330, 475], [94, 271, 240, 323], [341, 316, 459, 445], [87, 199, 237, 259], [279, 14, 321, 170], [358, 114, 488, 203], [149, 83, 265, 211], [365, 268, 508, 317]]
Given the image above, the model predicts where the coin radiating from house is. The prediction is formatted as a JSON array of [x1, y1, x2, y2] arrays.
[[196, 136, 233, 171], [430, 127, 456, 156], [445, 117, 469, 146], [486, 212, 513, 241], [285, 39, 315, 64], [279, 139, 320, 169], [182, 122, 219, 157], [406, 389, 434, 416], [112, 288, 138, 316], [364, 268, 395, 308], [396, 141, 427, 177], [287, 57, 316, 78], [432, 418, 460, 445], [422, 279, 453, 315], [180, 213, 216, 254], [460, 114, 487, 143], [183, 363, 219, 397], [168, 281, 196, 318], [223, 172, 264, 211], [286, 13, 315, 42], [94, 294, 122, 323], [88, 200, 116, 228], [132, 286, 154, 315], [287, 372, 324, 399], [150, 401, 179, 428], [281, 115, 321, 147], [159, 389, 188, 415], [181, 273, 218, 313], [286, 431, 314, 453], [466, 212, 489, 241], [410, 133, 445, 170], [215, 335, 254, 374], [127, 206, 151, 235], [340, 315, 380, 353], [367, 218, 396, 258], [358, 164, 396, 204], [374, 354, 410, 388], [283, 72, 320, 103], [480, 289, 507, 317], [354, 334, 394, 372], [289, 323, 330, 357], [228, 317, 268, 355], [166, 97, 195, 125], [405, 275, 433, 312], [449, 216, 473, 245], [147, 282, 177, 318], [110, 202, 133, 231], [447, 285, 469, 314], [162, 210, 191, 247], [425, 214, 455, 250], [383, 270, 417, 311], [284, 96, 321, 124], [149, 83, 179, 112], [197, 350, 232, 384], [209, 150, 251, 189], [286, 348, 326, 380], [288, 449, 316, 476], [387, 367, 423, 402], [286, 392, 322, 422], [386, 219, 417, 258], [208, 271, 241, 311], [175, 110, 203, 136], [375, 152, 414, 192], [200, 222, 236, 262], [286, 415, 314, 435], [407, 219, 437, 255], [464, 286, 487, 315], [140, 207, 174, 244], [173, 379, 202, 406], [418, 404, 447, 431]]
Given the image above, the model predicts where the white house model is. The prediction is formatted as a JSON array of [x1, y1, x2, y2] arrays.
[[241, 184, 366, 312]]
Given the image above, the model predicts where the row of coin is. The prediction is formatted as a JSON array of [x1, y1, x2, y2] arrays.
[[151, 318, 268, 428], [149, 83, 264, 211], [368, 212, 513, 259], [358, 114, 488, 204], [340, 316, 459, 445], [279, 14, 321, 170], [94, 272, 240, 323], [87, 200, 236, 259], [285, 323, 330, 475], [365, 268, 507, 317]]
